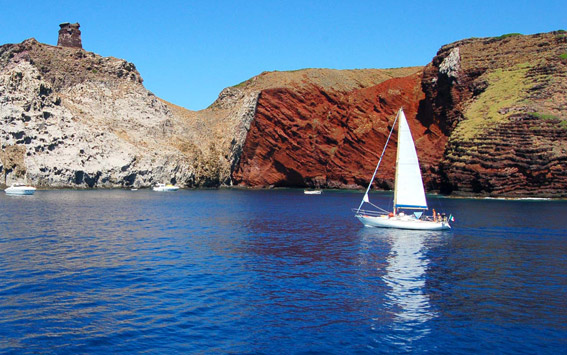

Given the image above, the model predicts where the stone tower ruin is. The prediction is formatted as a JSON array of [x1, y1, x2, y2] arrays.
[[57, 22, 82, 49]]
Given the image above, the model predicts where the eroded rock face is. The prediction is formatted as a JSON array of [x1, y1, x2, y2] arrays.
[[0, 37, 273, 189], [230, 32, 567, 197], [232, 71, 448, 189], [441, 114, 567, 196], [422, 32, 567, 197], [0, 39, 205, 187]]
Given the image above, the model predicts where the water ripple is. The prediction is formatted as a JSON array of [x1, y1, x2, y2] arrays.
[[1, 190, 567, 353]]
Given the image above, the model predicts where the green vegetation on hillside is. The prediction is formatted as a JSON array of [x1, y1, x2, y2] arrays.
[[531, 112, 559, 120], [454, 63, 532, 140], [531, 112, 567, 129], [496, 33, 522, 40]]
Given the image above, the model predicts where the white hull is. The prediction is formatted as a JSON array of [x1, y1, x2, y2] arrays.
[[356, 214, 451, 231], [153, 186, 179, 192], [5, 185, 36, 195], [304, 190, 322, 195]]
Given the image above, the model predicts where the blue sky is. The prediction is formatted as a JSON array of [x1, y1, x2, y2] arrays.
[[1, 1, 565, 110]]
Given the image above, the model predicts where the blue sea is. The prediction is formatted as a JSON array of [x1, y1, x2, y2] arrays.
[[1, 189, 566, 354]]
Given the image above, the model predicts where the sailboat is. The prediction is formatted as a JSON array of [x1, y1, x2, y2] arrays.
[[354, 108, 452, 230]]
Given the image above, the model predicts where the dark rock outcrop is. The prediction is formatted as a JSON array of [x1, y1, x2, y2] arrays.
[[440, 114, 567, 196], [57, 22, 82, 49]]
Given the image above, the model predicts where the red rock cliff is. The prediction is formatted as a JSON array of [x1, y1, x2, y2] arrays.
[[232, 71, 448, 189], [230, 31, 567, 197]]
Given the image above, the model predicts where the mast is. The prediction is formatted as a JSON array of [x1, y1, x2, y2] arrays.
[[393, 110, 402, 213]]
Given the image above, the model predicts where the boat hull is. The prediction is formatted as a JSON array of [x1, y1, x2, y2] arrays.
[[356, 214, 451, 231], [153, 187, 179, 192], [153, 183, 179, 192], [5, 186, 36, 195]]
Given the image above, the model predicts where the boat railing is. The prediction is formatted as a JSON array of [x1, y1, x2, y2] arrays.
[[420, 214, 449, 223], [353, 209, 448, 223]]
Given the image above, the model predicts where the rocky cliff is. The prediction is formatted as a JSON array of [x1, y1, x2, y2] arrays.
[[2, 30, 566, 197], [0, 37, 438, 190], [0, 38, 235, 188], [228, 31, 567, 197], [230, 69, 447, 189], [421, 31, 567, 196]]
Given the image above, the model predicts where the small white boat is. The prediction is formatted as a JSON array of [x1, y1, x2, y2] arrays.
[[304, 190, 322, 195], [5, 183, 36, 195], [354, 108, 452, 230], [153, 183, 179, 192]]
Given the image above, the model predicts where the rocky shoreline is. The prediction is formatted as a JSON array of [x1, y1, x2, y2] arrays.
[[3, 184, 565, 201]]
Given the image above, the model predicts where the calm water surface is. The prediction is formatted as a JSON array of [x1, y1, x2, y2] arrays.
[[1, 190, 566, 353]]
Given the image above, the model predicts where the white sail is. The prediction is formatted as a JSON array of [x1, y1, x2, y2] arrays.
[[393, 110, 427, 210]]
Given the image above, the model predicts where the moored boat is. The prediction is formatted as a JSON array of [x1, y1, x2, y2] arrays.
[[153, 183, 179, 192], [5, 183, 36, 195]]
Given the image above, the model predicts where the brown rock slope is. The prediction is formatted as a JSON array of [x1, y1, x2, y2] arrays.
[[421, 31, 567, 196], [231, 68, 448, 189], [0, 38, 229, 187]]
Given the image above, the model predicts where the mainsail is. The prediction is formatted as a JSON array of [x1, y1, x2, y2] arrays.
[[393, 110, 427, 210]]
